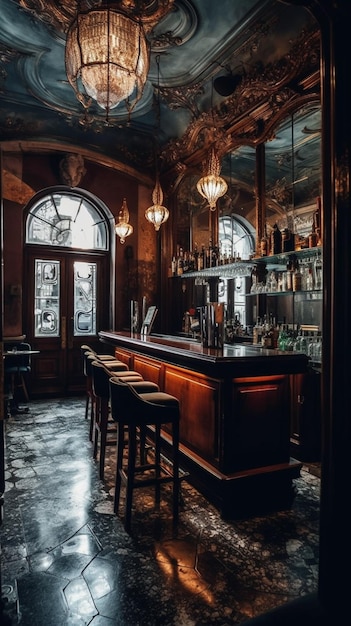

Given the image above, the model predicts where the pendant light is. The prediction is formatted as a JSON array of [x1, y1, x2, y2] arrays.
[[115, 198, 133, 244], [65, 2, 174, 117], [145, 55, 169, 231], [196, 147, 228, 211], [196, 80, 227, 210]]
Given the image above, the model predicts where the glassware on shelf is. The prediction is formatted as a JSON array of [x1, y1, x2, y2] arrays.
[[313, 255, 323, 290]]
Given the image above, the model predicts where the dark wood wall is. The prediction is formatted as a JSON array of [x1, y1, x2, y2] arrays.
[[2, 152, 159, 337]]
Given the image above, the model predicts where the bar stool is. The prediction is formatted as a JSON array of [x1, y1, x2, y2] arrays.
[[84, 351, 131, 440], [109, 376, 180, 534], [81, 346, 120, 423], [90, 360, 159, 480]]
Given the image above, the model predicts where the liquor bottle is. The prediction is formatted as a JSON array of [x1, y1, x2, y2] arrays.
[[292, 258, 302, 291], [177, 248, 184, 276], [199, 245, 205, 270], [271, 223, 282, 255], [208, 238, 213, 268], [306, 267, 314, 290], [308, 217, 318, 248], [171, 255, 177, 277], [260, 224, 269, 257], [253, 317, 262, 345], [261, 324, 273, 348], [193, 244, 199, 272], [282, 227, 294, 252], [212, 242, 219, 267], [286, 257, 293, 291]]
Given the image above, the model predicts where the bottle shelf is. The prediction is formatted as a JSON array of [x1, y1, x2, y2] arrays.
[[246, 289, 322, 298], [170, 246, 322, 280]]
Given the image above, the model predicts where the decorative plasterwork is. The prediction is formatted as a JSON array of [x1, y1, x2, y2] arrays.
[[19, 0, 176, 35], [162, 27, 320, 182]]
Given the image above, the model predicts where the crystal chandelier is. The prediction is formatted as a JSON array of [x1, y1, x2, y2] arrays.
[[115, 198, 133, 244], [145, 176, 169, 231], [65, 6, 149, 112], [197, 147, 228, 211]]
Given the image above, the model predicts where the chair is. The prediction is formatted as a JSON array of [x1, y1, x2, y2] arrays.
[[109, 376, 180, 533], [90, 360, 159, 480], [4, 342, 32, 406]]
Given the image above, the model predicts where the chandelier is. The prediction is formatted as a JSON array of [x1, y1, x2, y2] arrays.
[[145, 176, 169, 231], [197, 147, 228, 211], [115, 198, 133, 244], [65, 6, 149, 112]]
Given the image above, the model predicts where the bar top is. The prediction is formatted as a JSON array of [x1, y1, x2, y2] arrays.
[[99, 330, 310, 376]]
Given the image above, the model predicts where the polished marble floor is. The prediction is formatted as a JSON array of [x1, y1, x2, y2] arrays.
[[0, 397, 320, 625]]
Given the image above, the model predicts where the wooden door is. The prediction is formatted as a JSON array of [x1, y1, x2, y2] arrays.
[[23, 250, 110, 397]]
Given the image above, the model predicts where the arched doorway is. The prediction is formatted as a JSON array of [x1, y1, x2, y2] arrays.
[[23, 186, 115, 396]]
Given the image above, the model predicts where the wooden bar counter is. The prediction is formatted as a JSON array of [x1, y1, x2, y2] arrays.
[[99, 330, 309, 518]]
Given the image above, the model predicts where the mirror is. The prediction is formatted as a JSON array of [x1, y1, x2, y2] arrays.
[[265, 104, 322, 239], [174, 104, 321, 258]]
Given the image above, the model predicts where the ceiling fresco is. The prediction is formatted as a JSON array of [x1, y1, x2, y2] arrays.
[[0, 0, 321, 212]]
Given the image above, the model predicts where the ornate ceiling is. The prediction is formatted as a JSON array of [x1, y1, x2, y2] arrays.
[[0, 0, 320, 204]]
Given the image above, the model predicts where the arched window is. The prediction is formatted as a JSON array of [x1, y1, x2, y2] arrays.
[[26, 189, 109, 250], [218, 214, 255, 261], [23, 187, 114, 346]]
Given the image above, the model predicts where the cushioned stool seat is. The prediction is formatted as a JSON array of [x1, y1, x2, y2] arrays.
[[109, 376, 180, 533], [84, 351, 132, 439], [90, 360, 159, 480]]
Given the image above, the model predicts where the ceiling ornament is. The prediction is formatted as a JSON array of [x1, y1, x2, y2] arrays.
[[162, 27, 320, 177], [59, 153, 86, 187], [19, 1, 174, 35]]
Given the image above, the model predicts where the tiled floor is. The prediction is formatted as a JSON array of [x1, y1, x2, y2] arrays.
[[0, 397, 320, 625]]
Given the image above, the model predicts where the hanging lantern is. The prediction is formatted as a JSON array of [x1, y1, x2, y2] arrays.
[[115, 198, 133, 243], [65, 7, 149, 113], [145, 177, 169, 231], [197, 147, 228, 210]]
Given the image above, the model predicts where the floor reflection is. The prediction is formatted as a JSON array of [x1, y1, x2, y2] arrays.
[[0, 397, 320, 625]]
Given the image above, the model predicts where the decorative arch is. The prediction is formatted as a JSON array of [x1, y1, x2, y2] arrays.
[[25, 186, 115, 252]]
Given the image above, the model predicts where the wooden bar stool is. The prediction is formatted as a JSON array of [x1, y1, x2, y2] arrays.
[[109, 376, 180, 534], [90, 360, 159, 480]]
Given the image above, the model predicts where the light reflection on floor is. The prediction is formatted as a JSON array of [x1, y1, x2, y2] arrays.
[[0, 397, 320, 625]]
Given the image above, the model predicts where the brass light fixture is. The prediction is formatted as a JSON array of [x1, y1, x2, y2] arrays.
[[196, 147, 228, 211], [145, 55, 169, 231], [145, 174, 169, 231], [115, 198, 133, 244], [66, 6, 149, 113], [65, 2, 174, 115]]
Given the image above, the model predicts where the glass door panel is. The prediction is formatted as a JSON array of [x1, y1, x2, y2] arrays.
[[74, 261, 97, 336], [34, 260, 60, 337], [24, 251, 110, 396]]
